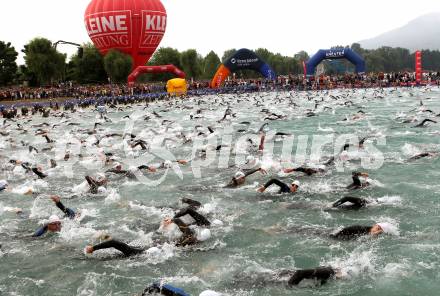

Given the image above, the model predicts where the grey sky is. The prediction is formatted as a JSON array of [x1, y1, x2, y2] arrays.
[[1, 0, 439, 64]]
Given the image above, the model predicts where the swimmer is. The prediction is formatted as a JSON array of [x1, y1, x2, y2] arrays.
[[287, 266, 342, 286], [408, 151, 438, 161], [347, 172, 369, 190], [85, 173, 107, 194], [162, 207, 211, 247], [330, 222, 393, 240], [32, 215, 62, 237], [258, 179, 300, 194], [283, 167, 324, 176], [225, 168, 266, 188]]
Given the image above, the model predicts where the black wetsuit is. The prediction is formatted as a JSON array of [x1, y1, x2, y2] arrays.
[[332, 196, 368, 210], [263, 179, 291, 194], [409, 152, 434, 161], [288, 267, 336, 286], [92, 239, 144, 257], [330, 225, 372, 240]]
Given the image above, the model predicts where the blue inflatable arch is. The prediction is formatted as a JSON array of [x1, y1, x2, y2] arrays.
[[305, 48, 365, 76], [211, 48, 276, 88]]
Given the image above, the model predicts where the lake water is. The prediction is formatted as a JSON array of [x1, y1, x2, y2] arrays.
[[1, 86, 440, 296]]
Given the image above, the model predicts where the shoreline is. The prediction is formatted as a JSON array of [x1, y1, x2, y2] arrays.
[[1, 83, 439, 110]]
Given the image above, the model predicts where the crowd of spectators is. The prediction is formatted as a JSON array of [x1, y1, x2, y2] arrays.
[[0, 82, 166, 102], [1, 72, 439, 102]]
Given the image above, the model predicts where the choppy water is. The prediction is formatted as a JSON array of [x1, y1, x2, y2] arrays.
[[1, 87, 440, 296]]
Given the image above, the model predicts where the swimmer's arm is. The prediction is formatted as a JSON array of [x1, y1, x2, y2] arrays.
[[90, 240, 141, 256], [258, 133, 266, 151], [32, 225, 48, 237], [105, 169, 121, 174], [174, 208, 210, 226], [263, 179, 286, 189], [85, 176, 97, 187], [137, 165, 157, 172], [244, 168, 263, 177], [55, 201, 75, 219], [181, 198, 202, 208]]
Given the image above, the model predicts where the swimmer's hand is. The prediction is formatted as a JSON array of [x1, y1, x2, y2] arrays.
[[85, 246, 94, 254], [257, 186, 266, 193], [177, 160, 188, 165], [50, 195, 61, 203], [283, 168, 295, 174]]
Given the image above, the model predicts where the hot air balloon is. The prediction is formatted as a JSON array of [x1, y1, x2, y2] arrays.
[[84, 0, 185, 84]]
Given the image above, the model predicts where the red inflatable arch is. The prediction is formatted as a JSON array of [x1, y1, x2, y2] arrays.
[[128, 65, 186, 85]]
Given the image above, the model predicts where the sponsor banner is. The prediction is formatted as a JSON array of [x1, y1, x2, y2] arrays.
[[85, 10, 132, 50], [140, 10, 167, 49]]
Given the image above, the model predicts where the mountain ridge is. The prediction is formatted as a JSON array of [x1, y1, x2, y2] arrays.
[[358, 12, 440, 51]]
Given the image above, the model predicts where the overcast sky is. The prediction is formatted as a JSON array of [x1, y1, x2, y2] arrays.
[[2, 0, 439, 64]]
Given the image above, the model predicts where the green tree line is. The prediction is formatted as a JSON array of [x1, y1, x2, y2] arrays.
[[1, 37, 440, 87]]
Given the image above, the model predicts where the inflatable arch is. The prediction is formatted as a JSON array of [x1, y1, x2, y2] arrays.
[[128, 65, 186, 85], [305, 48, 365, 76], [210, 48, 276, 88]]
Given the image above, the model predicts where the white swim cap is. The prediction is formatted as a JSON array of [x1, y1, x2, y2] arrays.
[[97, 187, 107, 194], [292, 180, 300, 187], [200, 291, 222, 296], [0, 180, 8, 188], [197, 229, 211, 242], [48, 215, 61, 224], [164, 160, 173, 167], [235, 171, 245, 179]]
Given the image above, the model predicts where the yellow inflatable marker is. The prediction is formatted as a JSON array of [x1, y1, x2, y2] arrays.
[[167, 78, 187, 96]]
